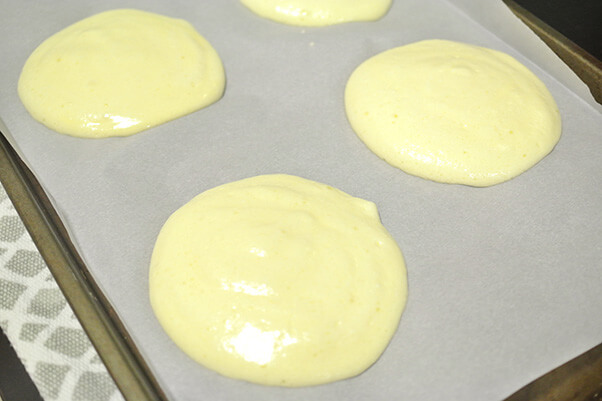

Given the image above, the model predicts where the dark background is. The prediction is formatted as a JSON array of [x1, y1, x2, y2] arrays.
[[513, 0, 602, 60]]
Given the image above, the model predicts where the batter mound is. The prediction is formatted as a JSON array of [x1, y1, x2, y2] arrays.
[[149, 174, 407, 386], [19, 9, 225, 138], [345, 39, 561, 186], [240, 0, 392, 26]]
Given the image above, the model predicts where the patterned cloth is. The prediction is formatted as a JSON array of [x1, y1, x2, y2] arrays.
[[0, 182, 124, 401]]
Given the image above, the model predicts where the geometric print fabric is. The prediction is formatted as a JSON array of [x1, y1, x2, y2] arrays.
[[0, 184, 124, 401]]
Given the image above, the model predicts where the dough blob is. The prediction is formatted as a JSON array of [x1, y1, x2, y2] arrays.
[[345, 39, 562, 186], [18, 9, 225, 138], [149, 174, 407, 386], [240, 0, 392, 26]]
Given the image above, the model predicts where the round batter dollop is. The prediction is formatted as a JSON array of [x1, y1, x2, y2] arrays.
[[240, 0, 392, 26], [345, 39, 562, 186], [18, 9, 225, 138], [149, 174, 407, 386]]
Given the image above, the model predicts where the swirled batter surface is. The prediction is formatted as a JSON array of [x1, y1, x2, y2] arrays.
[[18, 9, 225, 138], [345, 39, 561, 186], [149, 174, 407, 386], [240, 0, 392, 26]]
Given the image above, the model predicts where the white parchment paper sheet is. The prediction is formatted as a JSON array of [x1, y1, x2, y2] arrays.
[[1, 1, 601, 400]]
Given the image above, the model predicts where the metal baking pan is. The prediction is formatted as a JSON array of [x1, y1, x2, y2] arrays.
[[0, 127, 166, 401], [504, 0, 601, 105], [1, 1, 601, 400]]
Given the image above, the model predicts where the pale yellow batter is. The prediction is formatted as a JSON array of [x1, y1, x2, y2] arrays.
[[345, 39, 562, 186], [18, 9, 225, 138], [240, 0, 392, 26], [149, 174, 407, 386]]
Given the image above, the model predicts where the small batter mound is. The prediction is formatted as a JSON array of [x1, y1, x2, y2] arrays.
[[240, 0, 392, 26], [18, 9, 225, 138], [345, 39, 562, 186], [149, 174, 407, 386]]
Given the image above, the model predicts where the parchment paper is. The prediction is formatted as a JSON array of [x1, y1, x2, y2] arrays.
[[1, 1, 601, 400]]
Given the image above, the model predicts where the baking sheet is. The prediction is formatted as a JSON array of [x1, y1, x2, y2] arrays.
[[1, 1, 601, 400]]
